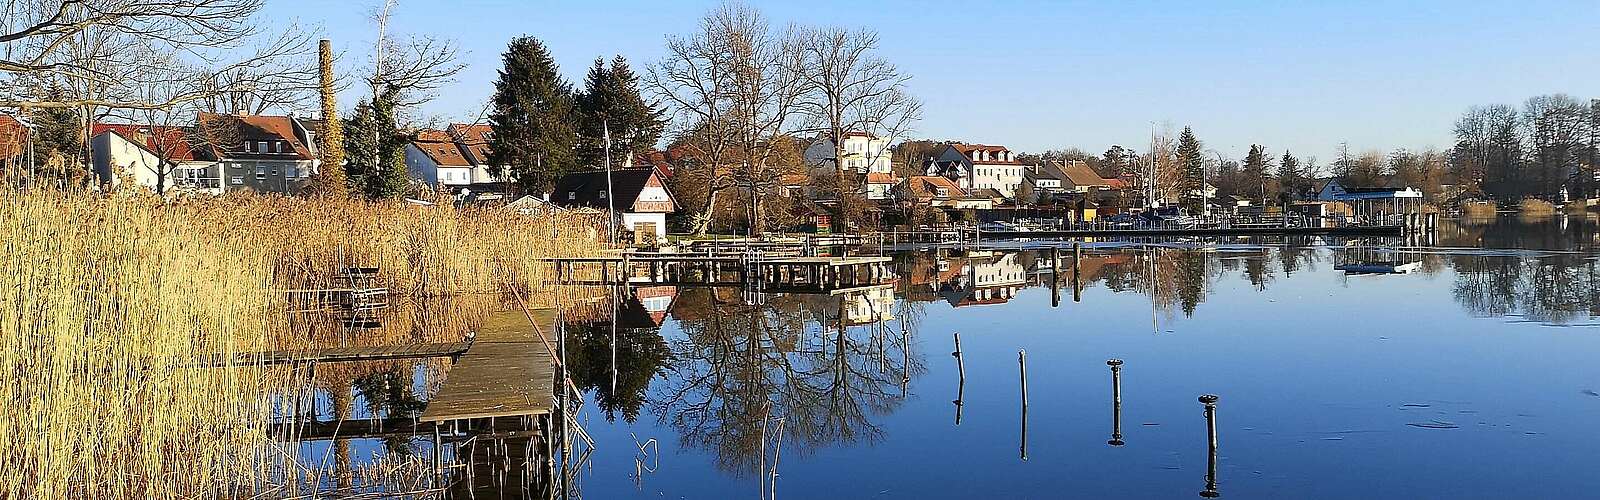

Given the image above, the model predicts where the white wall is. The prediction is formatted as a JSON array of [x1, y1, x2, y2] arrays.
[[621, 212, 667, 242]]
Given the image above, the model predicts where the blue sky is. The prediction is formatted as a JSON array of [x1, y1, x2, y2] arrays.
[[276, 0, 1600, 164]]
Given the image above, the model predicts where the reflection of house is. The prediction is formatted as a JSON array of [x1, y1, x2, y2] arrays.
[[925, 143, 1024, 195], [551, 168, 677, 243], [941, 252, 1027, 307], [804, 131, 892, 175], [630, 286, 677, 327], [839, 286, 896, 325]]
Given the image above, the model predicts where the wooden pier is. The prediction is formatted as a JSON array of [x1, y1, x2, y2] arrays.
[[193, 341, 469, 368], [419, 309, 557, 423], [544, 253, 895, 292]]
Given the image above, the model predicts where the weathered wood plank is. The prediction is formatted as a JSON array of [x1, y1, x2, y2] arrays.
[[419, 309, 556, 422]]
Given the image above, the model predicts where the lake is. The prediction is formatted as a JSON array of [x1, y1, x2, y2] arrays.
[[299, 216, 1600, 498]]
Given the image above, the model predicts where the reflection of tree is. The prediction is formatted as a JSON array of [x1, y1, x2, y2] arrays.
[[1243, 251, 1274, 292], [1453, 255, 1599, 324], [352, 367, 427, 455], [654, 287, 922, 477], [565, 320, 671, 423]]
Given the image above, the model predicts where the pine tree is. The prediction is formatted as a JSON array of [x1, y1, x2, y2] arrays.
[[1278, 150, 1300, 199], [487, 36, 576, 192], [342, 87, 409, 199], [1176, 126, 1205, 209], [1242, 144, 1273, 203], [576, 55, 666, 168]]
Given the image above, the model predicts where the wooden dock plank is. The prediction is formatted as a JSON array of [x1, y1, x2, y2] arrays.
[[419, 309, 556, 422], [196, 342, 469, 367]]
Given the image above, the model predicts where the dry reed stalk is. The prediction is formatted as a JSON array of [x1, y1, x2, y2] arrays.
[[0, 189, 605, 498]]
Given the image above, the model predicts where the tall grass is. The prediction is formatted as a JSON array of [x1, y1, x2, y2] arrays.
[[1518, 198, 1556, 216], [0, 189, 604, 498]]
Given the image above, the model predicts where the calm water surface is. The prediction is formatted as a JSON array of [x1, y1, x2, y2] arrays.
[[564, 216, 1600, 499]]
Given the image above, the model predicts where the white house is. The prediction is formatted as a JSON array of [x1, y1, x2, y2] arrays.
[[925, 143, 1025, 196], [90, 124, 220, 194], [406, 125, 507, 192], [804, 131, 893, 175], [551, 168, 678, 244]]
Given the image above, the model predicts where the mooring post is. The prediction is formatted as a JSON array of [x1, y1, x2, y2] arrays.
[[1200, 394, 1220, 498], [953, 332, 965, 426], [1108, 359, 1124, 446], [1019, 349, 1029, 461]]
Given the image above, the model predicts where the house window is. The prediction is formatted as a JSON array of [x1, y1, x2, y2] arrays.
[[230, 176, 243, 185], [257, 141, 267, 153], [568, 191, 577, 201], [255, 166, 266, 180], [598, 190, 607, 200]]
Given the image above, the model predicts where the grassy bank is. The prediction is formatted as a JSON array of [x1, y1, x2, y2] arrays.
[[0, 190, 604, 497], [1462, 201, 1498, 217]]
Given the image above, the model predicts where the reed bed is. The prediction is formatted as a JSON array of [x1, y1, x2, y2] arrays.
[[0, 189, 605, 498], [1518, 198, 1556, 216], [1462, 201, 1498, 218]]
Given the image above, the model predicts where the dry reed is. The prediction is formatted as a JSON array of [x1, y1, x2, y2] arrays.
[[0, 189, 604, 498], [1517, 198, 1556, 216], [1462, 201, 1498, 218]]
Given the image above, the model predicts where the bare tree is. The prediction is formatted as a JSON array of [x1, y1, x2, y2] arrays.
[[649, 2, 805, 235], [795, 26, 919, 228], [365, 0, 463, 111], [796, 26, 920, 176]]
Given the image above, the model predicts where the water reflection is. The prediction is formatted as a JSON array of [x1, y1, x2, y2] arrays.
[[652, 285, 925, 477]]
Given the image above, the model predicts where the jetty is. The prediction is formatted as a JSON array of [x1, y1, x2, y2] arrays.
[[545, 252, 895, 292]]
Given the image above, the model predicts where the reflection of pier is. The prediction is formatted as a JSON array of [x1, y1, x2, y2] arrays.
[[546, 254, 895, 293], [1335, 246, 1424, 275]]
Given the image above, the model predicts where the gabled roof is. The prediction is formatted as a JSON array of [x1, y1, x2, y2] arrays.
[[194, 113, 313, 161], [951, 143, 1020, 165], [864, 172, 898, 184], [1058, 160, 1112, 187], [411, 130, 474, 167], [551, 168, 676, 213], [1033, 162, 1069, 182], [446, 123, 494, 165], [898, 175, 965, 199], [92, 123, 197, 161]]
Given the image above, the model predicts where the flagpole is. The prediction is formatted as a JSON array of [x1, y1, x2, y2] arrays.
[[604, 120, 617, 247]]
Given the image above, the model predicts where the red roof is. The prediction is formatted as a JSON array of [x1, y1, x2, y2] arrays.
[[92, 123, 196, 160], [864, 172, 898, 184], [951, 143, 1020, 165], [412, 129, 473, 167], [446, 123, 494, 165], [0, 115, 27, 159], [194, 113, 313, 160], [899, 175, 965, 199]]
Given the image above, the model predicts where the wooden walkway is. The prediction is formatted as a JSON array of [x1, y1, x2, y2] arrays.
[[195, 342, 469, 368], [419, 309, 557, 423]]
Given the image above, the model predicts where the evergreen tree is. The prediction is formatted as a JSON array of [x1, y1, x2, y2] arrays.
[[30, 105, 82, 180], [1242, 144, 1273, 203], [342, 86, 410, 199], [1175, 126, 1205, 208], [488, 36, 576, 192], [1278, 150, 1301, 198], [575, 55, 666, 168]]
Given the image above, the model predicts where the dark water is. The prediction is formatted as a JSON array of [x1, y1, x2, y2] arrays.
[[561, 216, 1600, 499]]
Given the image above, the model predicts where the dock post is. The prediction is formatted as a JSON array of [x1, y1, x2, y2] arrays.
[[1200, 394, 1220, 498], [1019, 349, 1029, 461], [1108, 359, 1124, 446]]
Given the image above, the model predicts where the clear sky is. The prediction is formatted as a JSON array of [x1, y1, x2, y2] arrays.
[[276, 0, 1600, 164]]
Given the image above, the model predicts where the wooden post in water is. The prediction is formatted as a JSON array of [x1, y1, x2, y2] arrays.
[[953, 332, 965, 425], [1200, 394, 1220, 498], [1108, 359, 1124, 446], [1019, 349, 1029, 461]]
